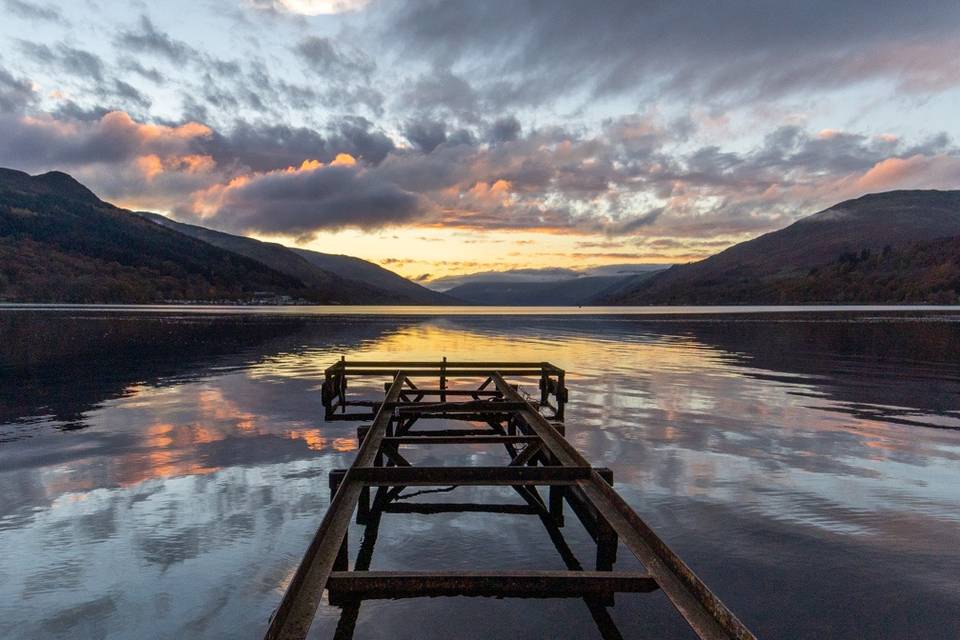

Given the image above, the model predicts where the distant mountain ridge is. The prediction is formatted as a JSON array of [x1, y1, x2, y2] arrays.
[[291, 248, 455, 304], [445, 273, 661, 306], [604, 190, 960, 304]]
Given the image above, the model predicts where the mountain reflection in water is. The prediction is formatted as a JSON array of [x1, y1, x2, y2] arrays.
[[1, 309, 959, 639]]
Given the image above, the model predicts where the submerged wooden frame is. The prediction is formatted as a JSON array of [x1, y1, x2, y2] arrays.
[[265, 359, 757, 640]]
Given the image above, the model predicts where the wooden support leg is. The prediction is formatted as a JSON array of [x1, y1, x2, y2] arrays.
[[328, 470, 349, 572], [594, 467, 617, 603], [357, 487, 370, 525], [556, 372, 566, 421], [596, 515, 618, 572], [354, 426, 371, 525], [550, 485, 565, 527]]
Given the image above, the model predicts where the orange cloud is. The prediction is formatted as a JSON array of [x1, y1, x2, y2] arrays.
[[136, 155, 165, 181], [331, 152, 357, 166], [467, 179, 513, 204], [101, 110, 210, 140], [188, 153, 362, 220], [855, 154, 960, 192]]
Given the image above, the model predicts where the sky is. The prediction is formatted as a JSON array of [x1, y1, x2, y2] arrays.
[[1, 0, 959, 283]]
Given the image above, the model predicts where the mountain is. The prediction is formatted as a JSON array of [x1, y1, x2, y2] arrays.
[[291, 248, 455, 304], [767, 235, 960, 303], [445, 273, 661, 306], [141, 213, 456, 304], [605, 190, 960, 305], [428, 264, 669, 291], [0, 168, 321, 304]]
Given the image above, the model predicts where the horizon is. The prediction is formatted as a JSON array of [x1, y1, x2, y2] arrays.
[[2, 1, 959, 284]]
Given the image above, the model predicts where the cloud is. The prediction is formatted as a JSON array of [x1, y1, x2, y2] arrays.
[[293, 36, 374, 77], [18, 42, 105, 81], [851, 154, 960, 193], [188, 51, 384, 119], [0, 110, 211, 169], [183, 156, 427, 237], [381, 0, 960, 108], [2, 105, 957, 246], [250, 0, 370, 15], [4, 0, 63, 23], [400, 68, 479, 117], [0, 65, 35, 113], [403, 117, 448, 153], [116, 15, 197, 64], [119, 59, 165, 84], [489, 116, 521, 144]]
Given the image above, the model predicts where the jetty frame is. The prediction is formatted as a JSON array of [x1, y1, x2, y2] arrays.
[[265, 359, 756, 640]]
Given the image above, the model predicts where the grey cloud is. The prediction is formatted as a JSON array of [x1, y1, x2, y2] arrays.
[[0, 65, 34, 113], [117, 15, 197, 64], [49, 101, 112, 122], [201, 121, 333, 172], [110, 80, 152, 109], [489, 115, 520, 143], [4, 0, 63, 23], [119, 58, 165, 84], [294, 36, 340, 65], [0, 110, 204, 170], [196, 117, 395, 173], [329, 116, 395, 164], [403, 117, 447, 152], [599, 207, 664, 234], [382, 0, 960, 107], [197, 57, 383, 120], [374, 143, 476, 192], [293, 36, 375, 77], [446, 128, 476, 146], [192, 164, 427, 237], [18, 42, 104, 81], [699, 126, 957, 189], [401, 68, 478, 116]]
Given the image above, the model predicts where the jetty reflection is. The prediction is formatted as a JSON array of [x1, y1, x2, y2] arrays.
[[332, 486, 633, 640]]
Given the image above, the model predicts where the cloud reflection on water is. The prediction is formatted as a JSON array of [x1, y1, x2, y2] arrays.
[[1, 311, 959, 638]]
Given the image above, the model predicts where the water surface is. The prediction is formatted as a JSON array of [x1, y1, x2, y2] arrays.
[[1, 308, 959, 638]]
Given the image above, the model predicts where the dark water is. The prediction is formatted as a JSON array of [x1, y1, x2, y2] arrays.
[[1, 308, 959, 639]]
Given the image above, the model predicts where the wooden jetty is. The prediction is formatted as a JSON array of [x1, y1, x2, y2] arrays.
[[265, 359, 756, 640]]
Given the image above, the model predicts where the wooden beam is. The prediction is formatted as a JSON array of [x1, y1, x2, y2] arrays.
[[391, 400, 529, 412], [381, 502, 540, 515], [325, 570, 658, 599], [337, 360, 557, 369], [342, 368, 545, 376], [509, 442, 544, 466], [382, 435, 540, 445], [350, 465, 593, 486], [386, 389, 503, 397], [387, 428, 504, 438]]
